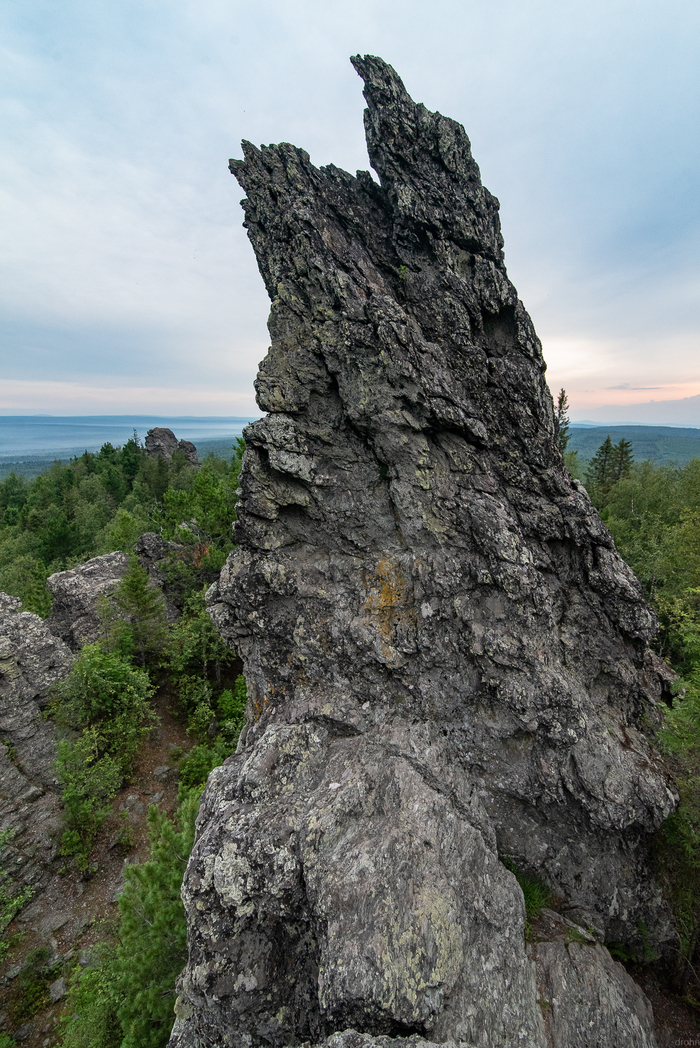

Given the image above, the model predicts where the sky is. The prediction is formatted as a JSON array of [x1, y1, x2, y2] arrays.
[[0, 0, 698, 422]]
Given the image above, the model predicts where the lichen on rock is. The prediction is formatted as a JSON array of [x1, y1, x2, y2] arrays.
[[171, 55, 674, 1048], [0, 593, 73, 893]]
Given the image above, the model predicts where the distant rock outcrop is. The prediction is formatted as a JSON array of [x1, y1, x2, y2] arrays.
[[171, 56, 673, 1048], [0, 594, 73, 893], [145, 428, 200, 467], [46, 551, 130, 651]]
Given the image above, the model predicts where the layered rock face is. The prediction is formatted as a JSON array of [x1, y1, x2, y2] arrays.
[[0, 593, 73, 892], [172, 56, 674, 1047]]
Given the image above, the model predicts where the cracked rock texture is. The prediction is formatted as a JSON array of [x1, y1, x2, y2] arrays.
[[172, 56, 671, 1047], [0, 593, 73, 892], [47, 551, 130, 650]]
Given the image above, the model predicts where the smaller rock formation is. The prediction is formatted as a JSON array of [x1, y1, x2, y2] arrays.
[[47, 551, 130, 651], [145, 428, 200, 467], [0, 594, 73, 892]]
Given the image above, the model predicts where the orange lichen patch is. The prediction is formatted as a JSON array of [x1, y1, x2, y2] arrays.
[[362, 556, 416, 645], [193, 542, 210, 568]]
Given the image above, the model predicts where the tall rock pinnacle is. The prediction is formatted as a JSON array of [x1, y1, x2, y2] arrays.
[[171, 57, 675, 1048]]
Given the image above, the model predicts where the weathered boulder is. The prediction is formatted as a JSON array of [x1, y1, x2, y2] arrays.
[[534, 940, 657, 1048], [46, 551, 130, 650], [172, 56, 673, 1047], [0, 593, 73, 892], [145, 427, 200, 467]]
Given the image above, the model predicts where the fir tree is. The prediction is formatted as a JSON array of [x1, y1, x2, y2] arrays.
[[586, 434, 615, 492], [555, 388, 571, 453], [610, 437, 634, 483], [105, 557, 169, 667], [585, 435, 635, 505]]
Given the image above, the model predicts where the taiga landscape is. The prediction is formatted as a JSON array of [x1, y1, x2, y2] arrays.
[[1, 17, 699, 1048]]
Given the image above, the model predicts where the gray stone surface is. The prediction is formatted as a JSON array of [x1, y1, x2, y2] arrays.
[[49, 976, 66, 1003], [46, 550, 129, 650], [0, 593, 72, 893], [534, 941, 657, 1047], [172, 56, 670, 1048], [145, 427, 200, 467]]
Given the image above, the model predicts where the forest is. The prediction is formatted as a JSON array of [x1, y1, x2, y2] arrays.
[[0, 435, 247, 1047], [0, 419, 700, 1044]]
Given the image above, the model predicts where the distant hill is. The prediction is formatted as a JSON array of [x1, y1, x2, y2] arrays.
[[569, 425, 700, 466]]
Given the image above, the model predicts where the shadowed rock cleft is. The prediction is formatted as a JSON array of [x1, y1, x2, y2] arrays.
[[170, 55, 674, 1048]]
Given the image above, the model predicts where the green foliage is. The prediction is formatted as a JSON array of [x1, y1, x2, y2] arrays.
[[0, 829, 33, 959], [60, 944, 122, 1048], [218, 677, 247, 742], [563, 448, 582, 479], [555, 388, 571, 454], [100, 556, 169, 668], [9, 945, 58, 1024], [178, 676, 246, 790], [51, 644, 158, 867], [598, 459, 700, 982], [166, 589, 239, 703], [502, 858, 551, 928], [55, 729, 122, 868], [0, 435, 243, 614], [61, 789, 201, 1048], [50, 644, 157, 770], [585, 435, 634, 502]]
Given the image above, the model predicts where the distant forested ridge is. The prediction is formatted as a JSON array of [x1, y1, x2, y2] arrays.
[[0, 432, 243, 616], [569, 424, 700, 467]]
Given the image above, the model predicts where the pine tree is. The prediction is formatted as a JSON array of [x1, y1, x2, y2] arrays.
[[112, 790, 200, 1048], [586, 435, 615, 492], [610, 437, 634, 483], [555, 388, 571, 453], [585, 435, 635, 505], [105, 556, 169, 667]]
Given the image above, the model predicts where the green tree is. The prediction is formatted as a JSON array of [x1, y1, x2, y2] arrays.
[[586, 435, 635, 504], [101, 557, 169, 668], [55, 729, 122, 867], [555, 388, 571, 453], [50, 643, 157, 770], [166, 589, 238, 696], [610, 437, 634, 483], [61, 789, 201, 1048]]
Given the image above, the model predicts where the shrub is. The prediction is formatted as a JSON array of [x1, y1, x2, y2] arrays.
[[50, 643, 157, 772], [55, 729, 122, 868]]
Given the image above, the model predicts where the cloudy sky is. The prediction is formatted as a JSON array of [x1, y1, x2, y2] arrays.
[[1, 0, 698, 422]]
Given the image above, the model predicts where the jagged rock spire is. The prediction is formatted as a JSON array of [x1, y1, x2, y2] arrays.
[[170, 56, 673, 1048]]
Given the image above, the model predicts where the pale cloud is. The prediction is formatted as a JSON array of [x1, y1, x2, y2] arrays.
[[0, 379, 258, 416], [0, 0, 698, 419]]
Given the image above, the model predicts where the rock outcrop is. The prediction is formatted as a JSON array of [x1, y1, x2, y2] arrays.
[[172, 56, 674, 1047], [0, 593, 73, 892], [145, 427, 200, 467], [46, 551, 130, 650]]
